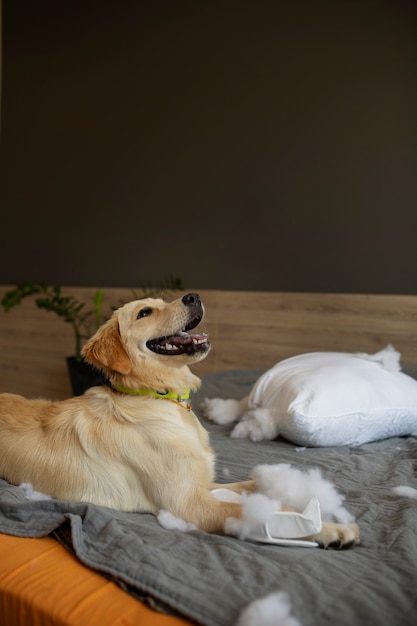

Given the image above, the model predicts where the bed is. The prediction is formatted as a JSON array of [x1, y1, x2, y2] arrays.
[[1, 287, 417, 626]]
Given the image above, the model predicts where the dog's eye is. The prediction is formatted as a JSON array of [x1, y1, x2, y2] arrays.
[[137, 307, 153, 320]]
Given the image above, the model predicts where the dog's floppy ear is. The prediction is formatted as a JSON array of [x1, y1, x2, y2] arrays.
[[81, 315, 132, 375]]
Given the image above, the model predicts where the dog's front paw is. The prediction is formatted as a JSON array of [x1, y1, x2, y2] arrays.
[[200, 398, 242, 425], [313, 522, 360, 550]]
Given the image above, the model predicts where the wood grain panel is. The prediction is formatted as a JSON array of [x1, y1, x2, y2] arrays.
[[1, 286, 416, 400]]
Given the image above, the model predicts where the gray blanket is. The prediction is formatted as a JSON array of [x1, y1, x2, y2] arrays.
[[1, 369, 417, 626]]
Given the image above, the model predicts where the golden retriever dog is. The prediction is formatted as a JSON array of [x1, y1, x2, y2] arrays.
[[0, 292, 359, 548]]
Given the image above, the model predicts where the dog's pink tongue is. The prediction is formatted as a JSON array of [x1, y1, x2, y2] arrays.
[[172, 332, 209, 345]]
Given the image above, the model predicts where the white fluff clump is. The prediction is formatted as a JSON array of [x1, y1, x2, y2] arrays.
[[225, 493, 281, 540], [19, 483, 51, 501], [393, 485, 417, 500], [235, 591, 302, 626], [355, 344, 401, 373], [200, 398, 244, 424], [157, 510, 198, 532], [251, 464, 354, 523], [231, 408, 279, 442]]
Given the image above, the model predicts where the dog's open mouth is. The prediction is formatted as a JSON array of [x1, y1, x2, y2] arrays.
[[146, 313, 210, 356]]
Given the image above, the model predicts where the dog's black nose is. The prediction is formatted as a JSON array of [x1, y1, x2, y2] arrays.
[[182, 293, 201, 307]]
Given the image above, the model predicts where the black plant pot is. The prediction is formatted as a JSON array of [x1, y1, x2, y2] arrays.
[[66, 356, 111, 396]]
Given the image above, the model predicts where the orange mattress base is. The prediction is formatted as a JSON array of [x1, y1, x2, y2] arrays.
[[0, 532, 190, 626]]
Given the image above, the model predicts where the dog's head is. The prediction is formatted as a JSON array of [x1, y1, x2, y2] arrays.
[[81, 292, 210, 392]]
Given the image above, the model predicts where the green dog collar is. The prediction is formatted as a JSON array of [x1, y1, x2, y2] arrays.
[[113, 385, 190, 403]]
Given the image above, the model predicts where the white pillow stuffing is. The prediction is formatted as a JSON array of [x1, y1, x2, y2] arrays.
[[204, 346, 417, 447], [235, 591, 302, 626]]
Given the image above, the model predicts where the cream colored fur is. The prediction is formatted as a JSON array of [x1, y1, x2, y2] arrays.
[[0, 293, 359, 547]]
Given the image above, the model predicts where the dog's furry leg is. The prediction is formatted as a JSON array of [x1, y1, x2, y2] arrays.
[[166, 482, 256, 532], [173, 491, 245, 533], [211, 479, 256, 495], [305, 521, 360, 550]]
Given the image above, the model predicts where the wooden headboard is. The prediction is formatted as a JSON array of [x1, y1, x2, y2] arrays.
[[1, 286, 416, 400]]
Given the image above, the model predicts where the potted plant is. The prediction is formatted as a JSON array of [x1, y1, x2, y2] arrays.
[[1, 281, 109, 395], [1, 277, 184, 395]]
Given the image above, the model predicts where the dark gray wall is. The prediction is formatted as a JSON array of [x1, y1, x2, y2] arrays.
[[1, 0, 416, 293]]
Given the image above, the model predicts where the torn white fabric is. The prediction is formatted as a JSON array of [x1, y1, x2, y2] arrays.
[[220, 490, 321, 547], [223, 492, 281, 540]]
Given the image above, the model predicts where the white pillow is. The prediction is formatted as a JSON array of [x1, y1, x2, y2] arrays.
[[234, 346, 417, 446]]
